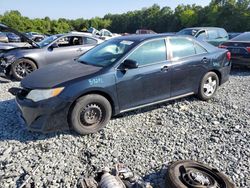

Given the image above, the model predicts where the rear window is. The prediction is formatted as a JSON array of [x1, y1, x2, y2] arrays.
[[231, 32, 250, 42], [207, 30, 218, 40], [218, 29, 228, 38]]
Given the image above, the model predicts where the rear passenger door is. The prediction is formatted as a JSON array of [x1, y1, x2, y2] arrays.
[[168, 37, 208, 97]]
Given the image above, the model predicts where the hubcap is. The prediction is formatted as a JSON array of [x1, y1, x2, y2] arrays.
[[15, 61, 34, 78], [79, 104, 102, 126], [203, 76, 217, 97]]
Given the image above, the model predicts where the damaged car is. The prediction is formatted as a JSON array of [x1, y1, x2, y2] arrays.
[[0, 23, 103, 80], [10, 34, 231, 135]]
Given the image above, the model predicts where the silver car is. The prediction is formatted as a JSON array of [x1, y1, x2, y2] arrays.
[[0, 24, 103, 80]]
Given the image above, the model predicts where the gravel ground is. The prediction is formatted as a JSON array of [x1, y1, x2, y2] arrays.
[[0, 68, 249, 188]]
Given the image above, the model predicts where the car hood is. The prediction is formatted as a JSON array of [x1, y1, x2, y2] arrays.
[[0, 42, 20, 50], [21, 60, 103, 89], [0, 24, 39, 48]]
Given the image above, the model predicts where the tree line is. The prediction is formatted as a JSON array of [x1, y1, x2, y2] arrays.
[[0, 0, 249, 34]]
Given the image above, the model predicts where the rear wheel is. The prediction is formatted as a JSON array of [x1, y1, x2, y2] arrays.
[[198, 72, 219, 101], [11, 59, 37, 81], [70, 94, 112, 135]]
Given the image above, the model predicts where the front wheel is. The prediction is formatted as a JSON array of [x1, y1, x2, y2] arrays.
[[198, 72, 219, 101], [11, 59, 37, 81], [70, 94, 112, 135]]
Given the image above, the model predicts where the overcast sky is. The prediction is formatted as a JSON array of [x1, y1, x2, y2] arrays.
[[0, 0, 211, 19]]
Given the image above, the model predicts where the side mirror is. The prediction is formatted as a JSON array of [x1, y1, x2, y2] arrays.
[[122, 59, 138, 69], [50, 42, 59, 49]]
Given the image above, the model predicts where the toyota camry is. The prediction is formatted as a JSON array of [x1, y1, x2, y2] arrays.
[[9, 34, 231, 135]]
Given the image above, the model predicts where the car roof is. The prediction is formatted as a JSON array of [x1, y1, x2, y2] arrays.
[[115, 33, 175, 42]]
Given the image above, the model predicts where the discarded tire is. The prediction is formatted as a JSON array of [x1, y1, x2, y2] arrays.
[[165, 160, 236, 188]]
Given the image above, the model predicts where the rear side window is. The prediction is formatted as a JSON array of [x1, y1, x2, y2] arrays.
[[207, 30, 218, 40], [128, 39, 167, 66], [169, 38, 196, 59], [194, 42, 207, 54], [83, 37, 97, 45]]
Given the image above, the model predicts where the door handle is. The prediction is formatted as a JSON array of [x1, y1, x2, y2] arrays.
[[161, 66, 169, 72], [202, 57, 209, 63]]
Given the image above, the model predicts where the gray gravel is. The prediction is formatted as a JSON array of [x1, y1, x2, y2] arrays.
[[0, 68, 249, 188]]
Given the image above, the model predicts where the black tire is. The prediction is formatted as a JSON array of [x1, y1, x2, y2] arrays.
[[197, 71, 219, 101], [11, 58, 37, 81], [70, 94, 112, 135], [165, 160, 236, 188]]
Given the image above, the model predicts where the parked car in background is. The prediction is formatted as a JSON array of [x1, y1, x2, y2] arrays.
[[219, 32, 250, 67], [98, 29, 120, 40], [5, 32, 21, 42], [0, 32, 8, 43], [228, 32, 242, 40], [25, 32, 46, 42], [177, 27, 229, 46], [0, 23, 103, 80], [10, 34, 231, 135], [136, 29, 156, 34]]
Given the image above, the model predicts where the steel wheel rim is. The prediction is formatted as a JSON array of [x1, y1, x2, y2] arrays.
[[79, 104, 103, 126], [15, 61, 34, 78], [203, 76, 217, 97]]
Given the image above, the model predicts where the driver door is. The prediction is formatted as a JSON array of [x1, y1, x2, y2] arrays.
[[115, 39, 171, 111]]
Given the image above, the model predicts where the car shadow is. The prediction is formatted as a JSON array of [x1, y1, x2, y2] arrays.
[[0, 99, 75, 142]]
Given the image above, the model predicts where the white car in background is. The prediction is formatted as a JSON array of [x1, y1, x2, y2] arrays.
[[98, 29, 120, 40]]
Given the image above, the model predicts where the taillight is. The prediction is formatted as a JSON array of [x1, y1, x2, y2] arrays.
[[226, 51, 231, 61], [246, 47, 250, 53], [219, 44, 227, 48]]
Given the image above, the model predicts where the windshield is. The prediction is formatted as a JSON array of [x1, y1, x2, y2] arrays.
[[38, 35, 62, 47], [78, 38, 137, 67], [177, 29, 198, 36], [231, 32, 250, 42]]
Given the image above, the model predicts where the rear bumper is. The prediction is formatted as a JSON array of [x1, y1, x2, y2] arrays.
[[219, 64, 231, 85], [231, 56, 250, 66], [16, 96, 71, 133]]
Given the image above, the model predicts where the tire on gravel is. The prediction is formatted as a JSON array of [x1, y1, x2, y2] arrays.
[[198, 71, 219, 101], [70, 94, 112, 135], [11, 58, 37, 81]]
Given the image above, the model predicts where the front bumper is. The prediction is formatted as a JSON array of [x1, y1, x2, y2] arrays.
[[16, 96, 72, 133]]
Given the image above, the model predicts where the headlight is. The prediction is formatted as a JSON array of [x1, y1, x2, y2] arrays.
[[26, 87, 64, 102]]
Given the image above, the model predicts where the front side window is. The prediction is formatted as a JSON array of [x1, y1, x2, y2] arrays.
[[56, 36, 83, 47], [169, 37, 196, 59], [127, 39, 167, 66]]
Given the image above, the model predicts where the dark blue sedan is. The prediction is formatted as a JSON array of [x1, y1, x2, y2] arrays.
[[219, 32, 250, 67], [10, 34, 231, 135]]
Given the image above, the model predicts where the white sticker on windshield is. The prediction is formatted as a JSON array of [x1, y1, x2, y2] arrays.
[[120, 40, 134, 45]]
